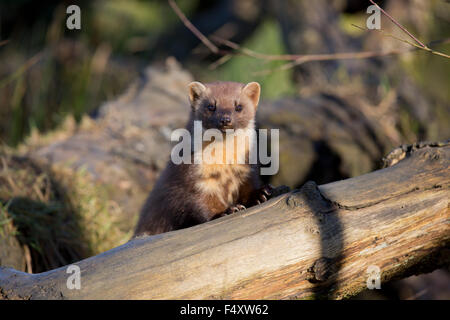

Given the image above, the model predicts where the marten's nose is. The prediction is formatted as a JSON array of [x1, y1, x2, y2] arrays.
[[220, 115, 231, 126]]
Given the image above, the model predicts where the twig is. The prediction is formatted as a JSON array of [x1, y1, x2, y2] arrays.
[[353, 24, 450, 60], [253, 49, 407, 76], [210, 36, 302, 61], [168, 0, 219, 54], [366, 1, 449, 59], [255, 34, 450, 76], [169, 0, 410, 67], [208, 54, 232, 70], [169, 0, 449, 75], [369, 0, 427, 49]]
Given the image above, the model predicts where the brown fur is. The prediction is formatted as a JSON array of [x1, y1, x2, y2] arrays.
[[134, 81, 264, 236]]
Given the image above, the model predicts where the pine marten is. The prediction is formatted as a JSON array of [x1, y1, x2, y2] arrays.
[[134, 81, 272, 236]]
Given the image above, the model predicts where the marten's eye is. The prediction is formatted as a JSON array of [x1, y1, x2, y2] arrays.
[[235, 104, 243, 112], [207, 104, 216, 112]]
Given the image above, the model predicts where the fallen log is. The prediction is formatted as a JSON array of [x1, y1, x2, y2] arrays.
[[0, 142, 449, 300]]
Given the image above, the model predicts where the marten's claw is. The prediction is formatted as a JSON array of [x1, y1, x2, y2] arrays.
[[262, 184, 274, 196], [257, 184, 273, 204], [237, 204, 246, 211], [227, 204, 246, 214]]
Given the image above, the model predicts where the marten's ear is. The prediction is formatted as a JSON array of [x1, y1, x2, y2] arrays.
[[188, 81, 206, 105], [242, 82, 261, 108]]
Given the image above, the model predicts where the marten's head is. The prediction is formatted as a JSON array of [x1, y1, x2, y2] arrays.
[[188, 81, 260, 132]]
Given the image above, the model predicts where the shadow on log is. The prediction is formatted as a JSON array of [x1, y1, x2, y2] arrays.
[[1, 141, 448, 300]]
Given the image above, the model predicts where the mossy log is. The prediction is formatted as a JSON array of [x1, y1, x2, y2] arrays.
[[0, 142, 448, 300]]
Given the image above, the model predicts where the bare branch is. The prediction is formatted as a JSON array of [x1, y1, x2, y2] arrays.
[[169, 0, 449, 75], [168, 0, 219, 54], [210, 36, 302, 61], [353, 24, 450, 60], [253, 48, 408, 76], [369, 0, 428, 49]]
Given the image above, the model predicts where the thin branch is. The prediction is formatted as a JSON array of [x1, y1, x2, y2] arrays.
[[253, 49, 407, 76], [210, 36, 302, 61], [366, 1, 450, 59], [169, 0, 449, 75], [168, 0, 219, 54], [254, 34, 450, 76], [208, 54, 233, 70], [369, 0, 428, 49], [211, 34, 445, 66], [353, 24, 450, 60], [169, 0, 413, 67]]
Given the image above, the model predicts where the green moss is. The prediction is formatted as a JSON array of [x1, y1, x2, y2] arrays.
[[56, 166, 131, 255], [0, 150, 130, 272]]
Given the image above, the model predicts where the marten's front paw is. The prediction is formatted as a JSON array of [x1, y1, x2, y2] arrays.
[[226, 204, 246, 214], [256, 184, 274, 204]]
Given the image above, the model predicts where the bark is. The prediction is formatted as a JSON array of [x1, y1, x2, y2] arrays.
[[1, 141, 448, 300]]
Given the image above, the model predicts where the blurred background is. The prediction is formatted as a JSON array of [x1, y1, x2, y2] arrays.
[[0, 0, 449, 299]]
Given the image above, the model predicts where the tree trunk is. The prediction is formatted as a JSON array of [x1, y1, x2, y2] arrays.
[[1, 141, 448, 300]]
